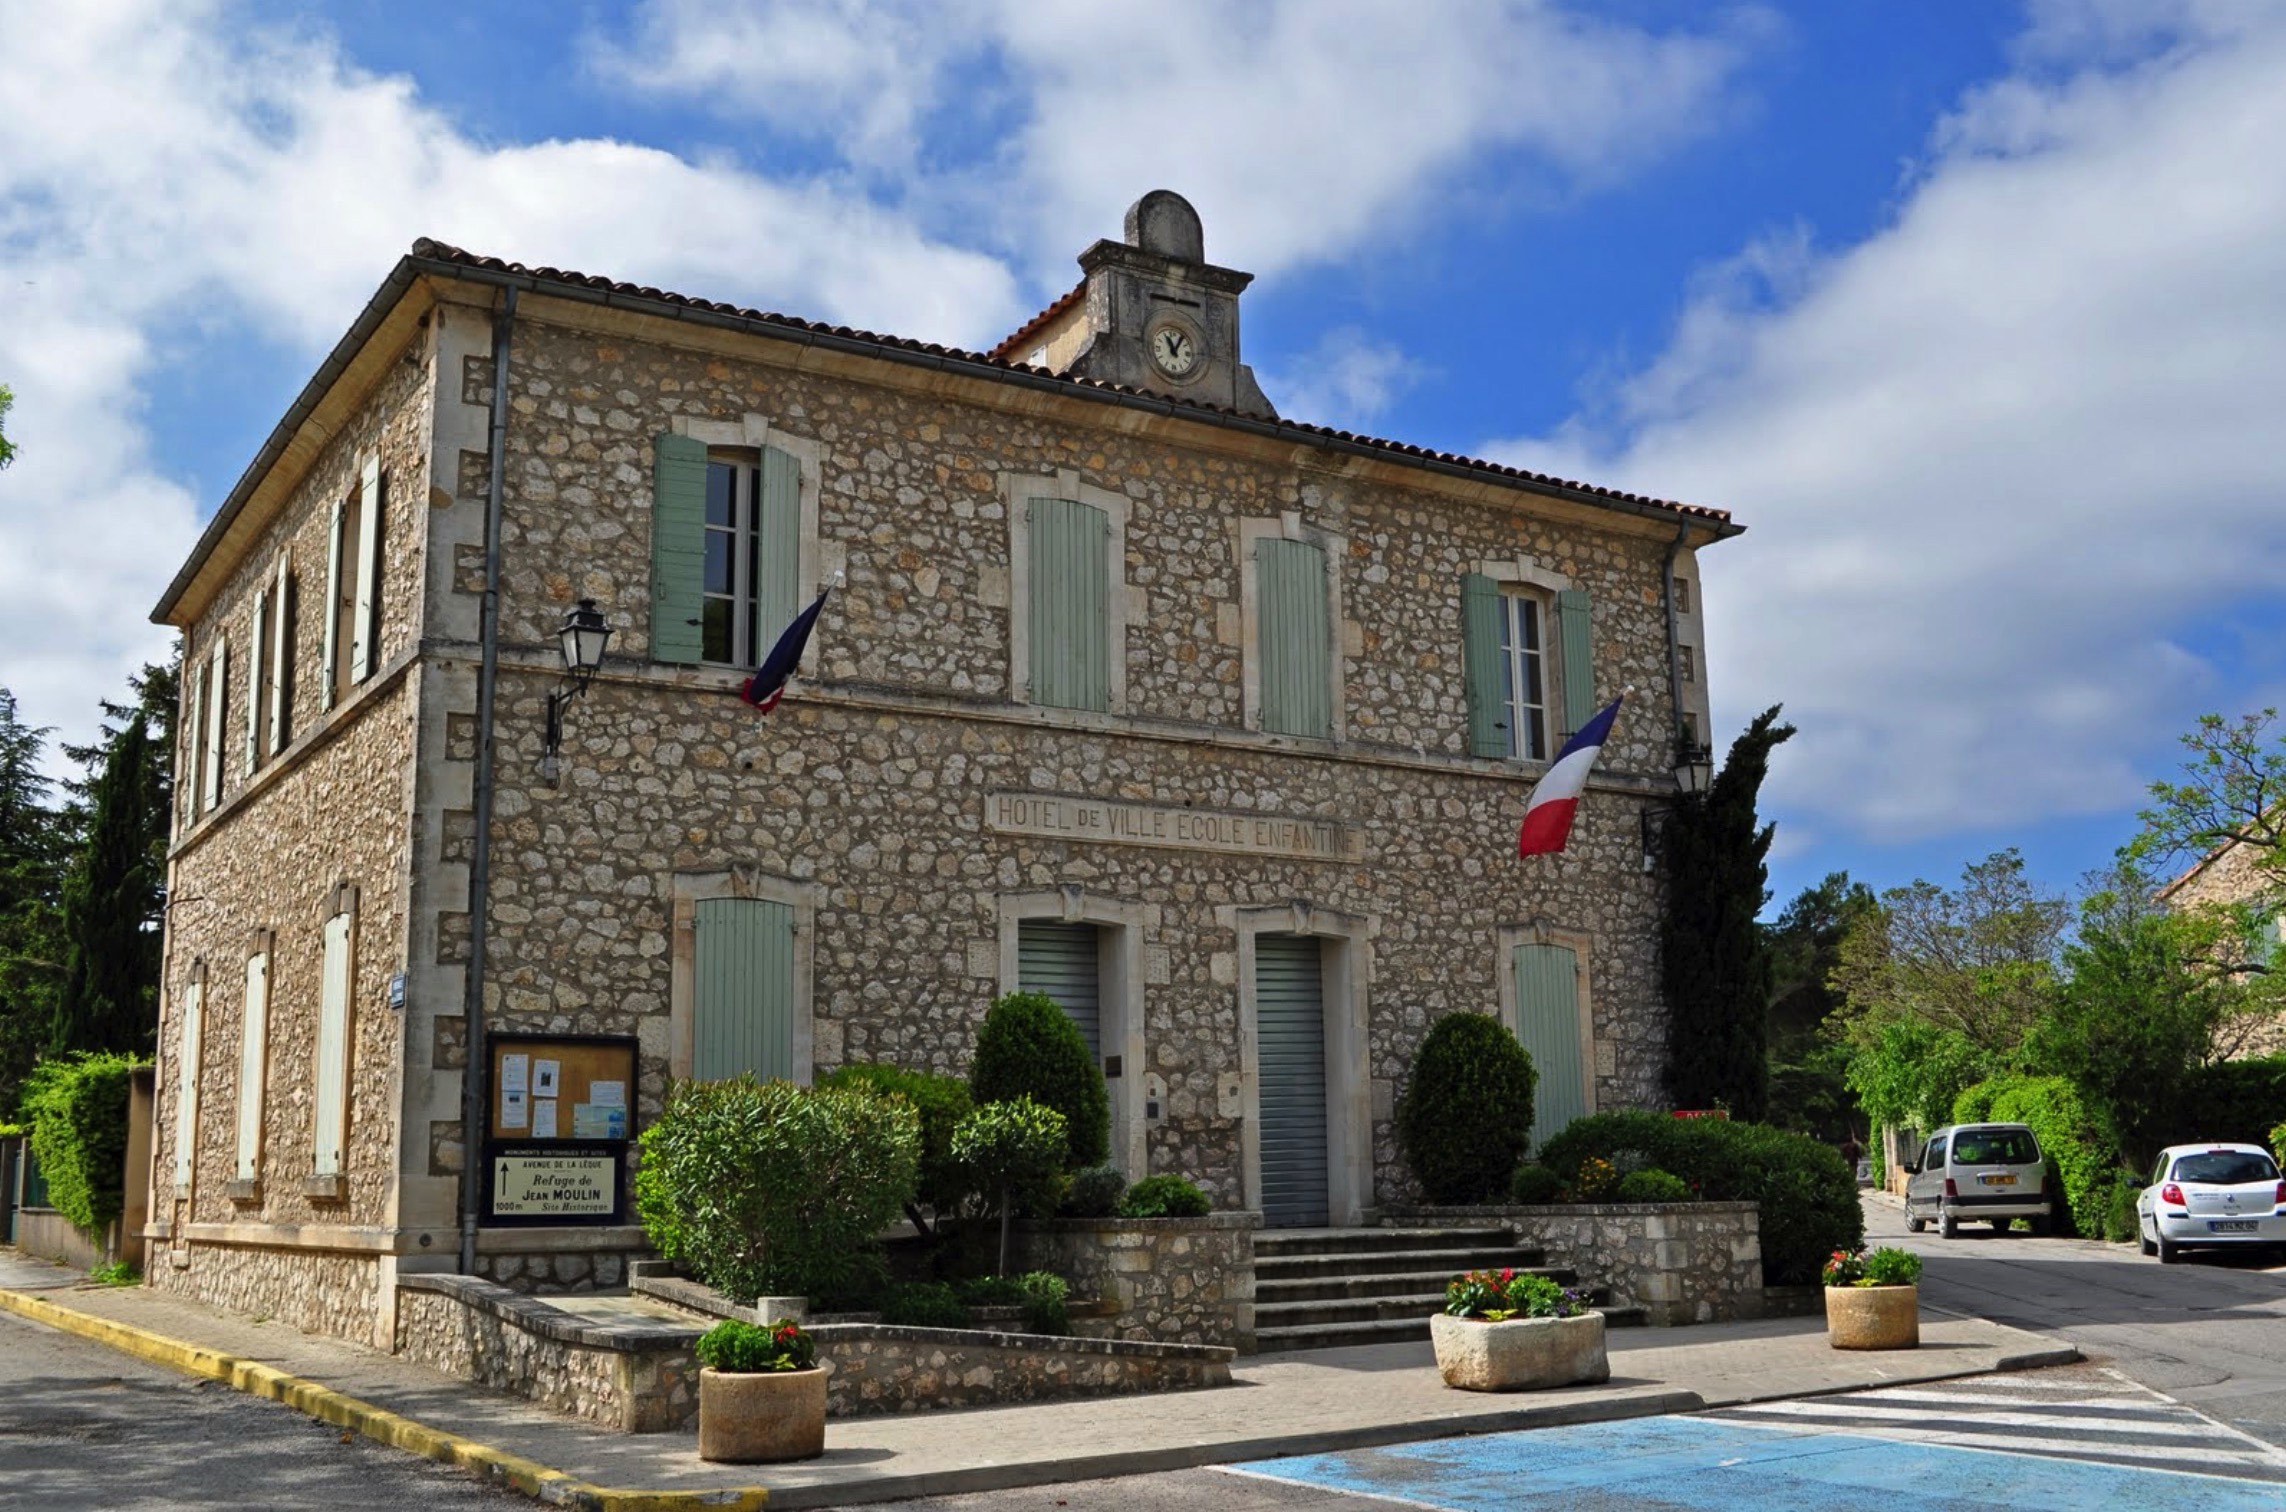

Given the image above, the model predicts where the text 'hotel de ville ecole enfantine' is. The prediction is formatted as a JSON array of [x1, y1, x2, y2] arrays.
[[145, 189, 1735, 1346]]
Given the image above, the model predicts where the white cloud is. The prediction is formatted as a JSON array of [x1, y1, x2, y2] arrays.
[[598, 0, 1766, 279], [0, 0, 1023, 766], [1260, 328, 1432, 431], [1488, 9, 2286, 843]]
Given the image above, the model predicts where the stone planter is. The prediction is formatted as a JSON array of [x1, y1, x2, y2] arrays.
[[1824, 1284, 1918, 1351], [1430, 1311, 1610, 1392], [696, 1367, 827, 1463]]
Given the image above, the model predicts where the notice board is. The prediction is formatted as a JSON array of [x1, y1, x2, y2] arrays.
[[482, 1033, 637, 1227]]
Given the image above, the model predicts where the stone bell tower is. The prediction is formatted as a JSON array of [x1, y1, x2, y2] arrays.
[[997, 190, 1278, 420]]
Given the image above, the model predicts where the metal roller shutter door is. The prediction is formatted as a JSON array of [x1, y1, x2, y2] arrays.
[[1018, 920, 1101, 1061], [1255, 934, 1329, 1227]]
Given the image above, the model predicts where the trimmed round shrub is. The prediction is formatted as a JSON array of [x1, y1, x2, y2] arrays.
[[879, 1281, 973, 1330], [635, 1075, 920, 1305], [1116, 1173, 1211, 1218], [969, 991, 1111, 1170], [1060, 1164, 1128, 1219], [1509, 1163, 1565, 1205], [1615, 1168, 1691, 1204], [951, 1096, 1069, 1223], [821, 1062, 974, 1216], [1536, 1110, 1860, 1285], [1395, 1014, 1537, 1204]]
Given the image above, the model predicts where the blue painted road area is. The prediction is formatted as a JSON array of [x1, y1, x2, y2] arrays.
[[1228, 1371, 2286, 1511]]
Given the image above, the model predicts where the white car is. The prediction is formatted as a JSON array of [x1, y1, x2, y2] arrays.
[[2136, 1143, 2286, 1264]]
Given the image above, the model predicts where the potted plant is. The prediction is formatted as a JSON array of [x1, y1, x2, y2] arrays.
[[1822, 1246, 1922, 1350], [695, 1318, 826, 1463], [1430, 1268, 1609, 1392]]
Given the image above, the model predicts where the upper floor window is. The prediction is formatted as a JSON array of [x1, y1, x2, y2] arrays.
[[245, 553, 295, 773], [1462, 569, 1594, 762], [1007, 471, 1132, 716], [1241, 520, 1344, 741], [1496, 590, 1552, 762], [321, 457, 384, 708], [653, 432, 802, 670]]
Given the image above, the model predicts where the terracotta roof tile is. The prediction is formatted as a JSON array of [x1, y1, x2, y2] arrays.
[[408, 240, 1735, 529], [988, 281, 1087, 362]]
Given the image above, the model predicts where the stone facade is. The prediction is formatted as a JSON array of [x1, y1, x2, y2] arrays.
[[145, 198, 1739, 1347], [395, 1274, 695, 1432], [1016, 1213, 1257, 1350], [811, 1322, 1231, 1417], [1407, 1202, 1764, 1326], [2158, 839, 2286, 1057]]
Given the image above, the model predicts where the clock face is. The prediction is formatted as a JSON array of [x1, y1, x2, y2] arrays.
[[1150, 324, 1200, 377]]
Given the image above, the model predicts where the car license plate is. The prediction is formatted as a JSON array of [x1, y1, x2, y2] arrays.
[[1981, 1174, 2017, 1186], [2210, 1220, 2256, 1233]]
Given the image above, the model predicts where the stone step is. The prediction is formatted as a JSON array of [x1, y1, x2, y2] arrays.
[[1254, 1245, 1544, 1281], [1255, 1266, 1576, 1305], [1254, 1292, 1447, 1329], [1254, 1226, 1517, 1257]]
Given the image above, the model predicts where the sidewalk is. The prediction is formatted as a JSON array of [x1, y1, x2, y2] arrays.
[[0, 1248, 2075, 1510]]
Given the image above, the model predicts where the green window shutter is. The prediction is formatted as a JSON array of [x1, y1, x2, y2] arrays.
[[1460, 573, 1506, 758], [318, 499, 344, 711], [650, 433, 709, 665], [694, 898, 796, 1082], [1557, 587, 1595, 737], [1028, 498, 1111, 711], [757, 445, 802, 644], [1258, 538, 1332, 738], [1514, 943, 1584, 1155]]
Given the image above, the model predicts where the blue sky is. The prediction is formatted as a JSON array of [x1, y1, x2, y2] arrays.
[[4, 1, 2283, 916]]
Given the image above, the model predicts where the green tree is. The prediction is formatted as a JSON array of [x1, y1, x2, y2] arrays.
[[968, 990, 1110, 1170], [2131, 707, 2286, 894], [1761, 873, 1878, 1145], [51, 715, 164, 1059], [1661, 706, 1795, 1120], [0, 385, 17, 470], [0, 689, 67, 1114]]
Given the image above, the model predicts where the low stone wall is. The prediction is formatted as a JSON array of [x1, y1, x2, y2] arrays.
[[11, 1211, 114, 1272], [394, 1274, 696, 1433], [812, 1321, 1230, 1415], [1014, 1212, 1258, 1350], [1401, 1202, 1764, 1326]]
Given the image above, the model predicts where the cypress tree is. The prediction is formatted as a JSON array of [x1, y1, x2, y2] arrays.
[[1661, 706, 1795, 1121], [0, 688, 66, 1112], [52, 714, 163, 1059]]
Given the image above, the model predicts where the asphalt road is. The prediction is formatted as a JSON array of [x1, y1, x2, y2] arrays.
[[1866, 1193, 2286, 1453], [0, 1307, 520, 1511]]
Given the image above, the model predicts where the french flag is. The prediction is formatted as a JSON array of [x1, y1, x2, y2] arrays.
[[740, 586, 832, 714], [1517, 696, 1625, 857]]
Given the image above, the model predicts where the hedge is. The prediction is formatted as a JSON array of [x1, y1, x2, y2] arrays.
[[1535, 1110, 1861, 1284], [2171, 1056, 2286, 1148], [1951, 1074, 2109, 1238], [20, 1054, 143, 1234]]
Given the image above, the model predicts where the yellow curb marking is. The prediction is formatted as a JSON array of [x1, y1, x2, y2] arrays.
[[0, 1286, 766, 1512]]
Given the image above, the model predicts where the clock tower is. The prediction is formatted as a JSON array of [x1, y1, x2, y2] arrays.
[[995, 190, 1278, 420]]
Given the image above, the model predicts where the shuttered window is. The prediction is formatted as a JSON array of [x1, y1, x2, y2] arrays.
[[1018, 921, 1102, 1060], [266, 553, 293, 757], [183, 657, 206, 821], [348, 457, 383, 683], [694, 898, 796, 1081], [1556, 587, 1595, 739], [320, 496, 346, 710], [656, 438, 801, 670], [1255, 934, 1329, 1227], [1463, 576, 1593, 761], [1027, 498, 1111, 712], [1514, 943, 1584, 1154], [201, 639, 227, 812], [314, 906, 355, 1178], [236, 949, 270, 1183], [650, 433, 708, 665], [245, 584, 268, 776], [172, 976, 204, 1190], [1257, 538, 1332, 739]]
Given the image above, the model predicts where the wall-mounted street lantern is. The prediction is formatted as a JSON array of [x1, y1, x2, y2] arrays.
[[1642, 733, 1718, 872], [539, 598, 612, 786]]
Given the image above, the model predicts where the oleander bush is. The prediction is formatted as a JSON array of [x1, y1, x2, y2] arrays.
[[1116, 1173, 1211, 1218], [1394, 1013, 1537, 1204], [635, 1075, 919, 1305], [1536, 1110, 1860, 1285], [20, 1053, 143, 1234], [969, 991, 1110, 1170], [819, 1062, 973, 1223]]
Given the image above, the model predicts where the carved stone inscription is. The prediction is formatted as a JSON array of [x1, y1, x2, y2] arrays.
[[986, 791, 1363, 863]]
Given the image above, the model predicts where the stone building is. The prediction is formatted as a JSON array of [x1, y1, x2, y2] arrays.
[[145, 191, 1738, 1347], [2156, 834, 2286, 1058]]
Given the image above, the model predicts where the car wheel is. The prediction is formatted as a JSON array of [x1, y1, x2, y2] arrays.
[[1939, 1210, 1958, 1240], [2140, 1228, 2156, 1256], [2029, 1215, 2050, 1238], [2156, 1232, 2180, 1265], [1906, 1212, 1925, 1234]]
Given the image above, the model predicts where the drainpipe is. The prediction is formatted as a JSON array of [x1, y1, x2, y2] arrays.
[[1660, 519, 1691, 759], [459, 287, 517, 1277]]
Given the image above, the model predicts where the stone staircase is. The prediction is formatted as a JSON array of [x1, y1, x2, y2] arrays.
[[1252, 1225, 1644, 1352]]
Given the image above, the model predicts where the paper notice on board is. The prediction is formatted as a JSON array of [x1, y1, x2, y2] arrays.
[[501, 1054, 530, 1095], [588, 1080, 625, 1110], [534, 1059, 561, 1099], [571, 1103, 626, 1140], [532, 1099, 559, 1139], [502, 1088, 529, 1129]]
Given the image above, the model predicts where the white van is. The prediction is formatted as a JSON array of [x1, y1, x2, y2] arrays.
[[1903, 1123, 2053, 1238]]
